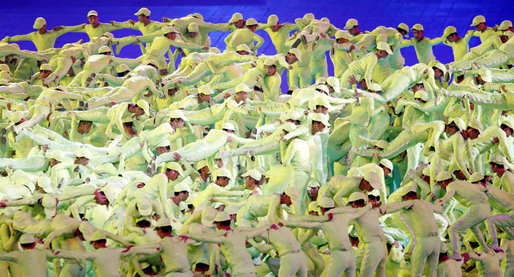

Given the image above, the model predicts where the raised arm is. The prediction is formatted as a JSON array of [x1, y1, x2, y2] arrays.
[[187, 231, 226, 244], [284, 220, 322, 229]]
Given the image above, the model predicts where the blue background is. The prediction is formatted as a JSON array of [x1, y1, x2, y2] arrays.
[[1, 0, 512, 67]]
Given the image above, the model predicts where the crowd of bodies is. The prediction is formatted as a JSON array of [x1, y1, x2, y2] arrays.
[[0, 7, 512, 277]]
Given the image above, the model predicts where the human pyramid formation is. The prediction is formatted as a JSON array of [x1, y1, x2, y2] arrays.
[[0, 7, 512, 276]]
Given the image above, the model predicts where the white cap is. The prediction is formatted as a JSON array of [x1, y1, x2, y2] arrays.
[[161, 25, 178, 34], [200, 207, 217, 226], [282, 121, 297, 133], [136, 99, 150, 116], [116, 64, 130, 73], [499, 20, 512, 31], [229, 12, 243, 23], [303, 13, 315, 21], [135, 7, 151, 17], [379, 159, 393, 175], [195, 160, 209, 171], [448, 117, 466, 131], [87, 10, 98, 17], [401, 185, 417, 196], [198, 85, 213, 95], [156, 218, 172, 228], [215, 168, 232, 179], [174, 180, 191, 193], [478, 68, 492, 83], [317, 197, 335, 208], [344, 18, 358, 30], [19, 234, 36, 244], [374, 140, 388, 149], [288, 48, 302, 62], [284, 109, 304, 121], [190, 13, 203, 20], [33, 17, 46, 29], [284, 186, 299, 200], [376, 41, 393, 55], [242, 169, 262, 181], [469, 172, 485, 183], [369, 189, 381, 197], [40, 63, 52, 71], [156, 139, 170, 148], [488, 154, 508, 165], [412, 24, 424, 31], [348, 191, 367, 203], [187, 23, 199, 33], [397, 23, 409, 33], [37, 175, 53, 193], [236, 44, 252, 53], [137, 198, 153, 216], [368, 82, 382, 92], [90, 230, 107, 241], [414, 90, 428, 101], [436, 171, 453, 182], [443, 26, 457, 38], [214, 212, 230, 222], [221, 121, 235, 131], [165, 162, 184, 176], [470, 15, 485, 27], [98, 45, 111, 54], [431, 61, 447, 76], [75, 147, 94, 159], [246, 18, 258, 26], [235, 83, 252, 93], [347, 167, 364, 179], [311, 112, 330, 127], [46, 150, 74, 163], [335, 30, 352, 40], [326, 77, 340, 93], [315, 84, 329, 94], [0, 79, 8, 86], [362, 170, 381, 190], [267, 14, 279, 26], [501, 118, 514, 130], [167, 110, 186, 120], [263, 57, 276, 66], [468, 119, 483, 132]]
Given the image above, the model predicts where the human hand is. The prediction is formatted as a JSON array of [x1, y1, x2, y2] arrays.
[[128, 20, 136, 25], [327, 213, 334, 221], [178, 235, 189, 242], [121, 245, 134, 253], [348, 75, 357, 85], [173, 152, 182, 161]]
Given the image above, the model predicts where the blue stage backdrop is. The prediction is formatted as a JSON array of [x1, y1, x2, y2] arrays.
[[1, 1, 512, 71]]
